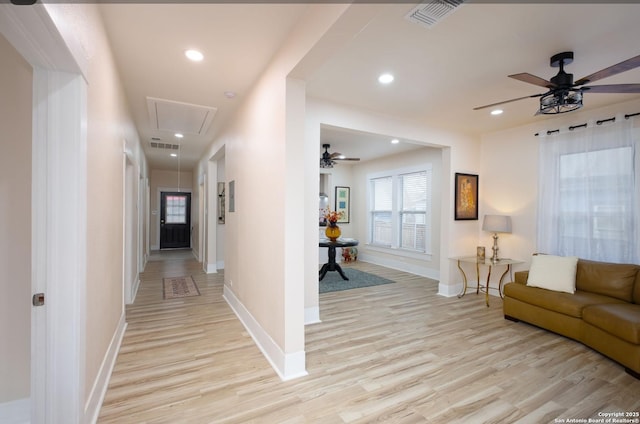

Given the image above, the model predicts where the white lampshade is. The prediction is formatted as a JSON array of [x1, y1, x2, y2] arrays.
[[482, 215, 512, 234]]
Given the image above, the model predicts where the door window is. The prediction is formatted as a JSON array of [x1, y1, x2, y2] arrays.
[[165, 195, 188, 224]]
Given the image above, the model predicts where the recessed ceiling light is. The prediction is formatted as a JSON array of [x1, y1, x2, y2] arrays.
[[491, 109, 503, 116], [378, 73, 394, 84], [185, 49, 204, 62], [391, 139, 400, 144], [224, 91, 236, 99], [174, 133, 184, 138], [170, 153, 178, 157]]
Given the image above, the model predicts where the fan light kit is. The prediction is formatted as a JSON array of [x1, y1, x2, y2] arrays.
[[320, 144, 360, 168], [475, 51, 640, 115], [539, 89, 583, 115]]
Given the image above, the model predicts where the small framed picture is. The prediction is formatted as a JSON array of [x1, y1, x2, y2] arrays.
[[477, 246, 485, 261], [335, 186, 350, 223], [454, 173, 478, 220]]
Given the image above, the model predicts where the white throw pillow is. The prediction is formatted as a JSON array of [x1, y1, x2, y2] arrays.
[[526, 254, 579, 294]]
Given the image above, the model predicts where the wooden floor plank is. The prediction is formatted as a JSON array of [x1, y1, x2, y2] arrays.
[[98, 254, 640, 423]]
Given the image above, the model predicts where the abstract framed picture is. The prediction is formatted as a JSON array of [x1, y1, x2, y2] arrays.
[[335, 186, 350, 223], [454, 173, 478, 220]]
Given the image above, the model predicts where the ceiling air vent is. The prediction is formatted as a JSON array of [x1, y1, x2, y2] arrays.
[[405, 0, 465, 28], [149, 141, 180, 150]]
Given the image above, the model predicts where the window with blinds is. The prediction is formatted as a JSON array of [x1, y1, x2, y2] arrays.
[[400, 171, 429, 251], [370, 176, 393, 246], [368, 167, 432, 253]]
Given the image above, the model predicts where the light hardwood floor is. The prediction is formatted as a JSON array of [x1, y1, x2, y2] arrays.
[[98, 255, 640, 423]]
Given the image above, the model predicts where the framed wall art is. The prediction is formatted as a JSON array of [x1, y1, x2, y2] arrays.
[[335, 186, 350, 223], [454, 173, 478, 220]]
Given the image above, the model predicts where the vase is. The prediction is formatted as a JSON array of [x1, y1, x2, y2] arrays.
[[325, 222, 341, 241]]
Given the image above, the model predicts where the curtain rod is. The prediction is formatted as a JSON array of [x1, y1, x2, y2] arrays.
[[534, 111, 640, 136]]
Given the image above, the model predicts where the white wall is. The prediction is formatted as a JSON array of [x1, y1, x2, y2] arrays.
[[0, 31, 32, 408], [77, 6, 148, 415], [350, 146, 442, 279], [317, 146, 442, 277], [194, 4, 351, 380], [3, 4, 147, 422]]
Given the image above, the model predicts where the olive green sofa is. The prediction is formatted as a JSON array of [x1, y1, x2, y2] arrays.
[[503, 258, 640, 378]]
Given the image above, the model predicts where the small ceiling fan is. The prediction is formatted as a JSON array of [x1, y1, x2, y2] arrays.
[[320, 143, 360, 168], [474, 51, 640, 115]]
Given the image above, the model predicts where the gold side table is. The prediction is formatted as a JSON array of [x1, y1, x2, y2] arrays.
[[450, 256, 523, 307]]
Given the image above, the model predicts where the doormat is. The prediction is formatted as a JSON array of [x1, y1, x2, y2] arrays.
[[163, 276, 200, 299]]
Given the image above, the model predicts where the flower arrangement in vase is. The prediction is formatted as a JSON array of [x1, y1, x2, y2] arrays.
[[323, 208, 344, 241]]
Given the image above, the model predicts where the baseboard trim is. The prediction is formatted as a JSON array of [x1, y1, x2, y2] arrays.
[[206, 263, 218, 274], [84, 313, 127, 424], [0, 397, 30, 424], [305, 306, 321, 325], [223, 285, 308, 381], [438, 282, 463, 298], [130, 275, 140, 304], [357, 254, 439, 281]]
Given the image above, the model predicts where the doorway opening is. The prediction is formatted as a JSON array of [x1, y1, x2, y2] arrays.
[[160, 191, 192, 249]]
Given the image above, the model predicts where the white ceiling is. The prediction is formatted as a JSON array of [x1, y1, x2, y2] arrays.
[[99, 3, 308, 170], [320, 124, 427, 165], [99, 2, 640, 171]]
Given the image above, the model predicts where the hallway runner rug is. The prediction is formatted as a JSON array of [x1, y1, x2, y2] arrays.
[[320, 269, 395, 293], [163, 276, 201, 299]]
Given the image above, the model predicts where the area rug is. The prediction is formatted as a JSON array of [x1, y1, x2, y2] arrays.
[[163, 276, 200, 299], [319, 269, 395, 293]]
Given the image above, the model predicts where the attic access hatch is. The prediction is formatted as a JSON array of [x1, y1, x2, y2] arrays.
[[146, 97, 217, 135]]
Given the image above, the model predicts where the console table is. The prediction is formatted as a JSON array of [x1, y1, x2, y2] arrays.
[[451, 256, 523, 306], [319, 238, 359, 281]]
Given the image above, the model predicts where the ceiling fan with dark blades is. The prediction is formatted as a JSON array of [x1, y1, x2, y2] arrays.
[[474, 52, 640, 115], [320, 143, 360, 168]]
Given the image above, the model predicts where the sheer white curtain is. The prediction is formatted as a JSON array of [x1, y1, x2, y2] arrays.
[[537, 115, 640, 264]]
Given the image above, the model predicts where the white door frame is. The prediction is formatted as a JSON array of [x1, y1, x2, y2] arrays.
[[199, 178, 207, 269], [206, 152, 227, 274], [139, 173, 146, 272], [156, 187, 193, 250], [123, 150, 137, 305], [0, 4, 88, 423]]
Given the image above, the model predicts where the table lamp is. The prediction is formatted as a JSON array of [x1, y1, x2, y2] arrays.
[[482, 215, 512, 262]]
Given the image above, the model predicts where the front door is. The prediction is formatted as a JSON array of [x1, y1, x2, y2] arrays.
[[160, 192, 191, 249]]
